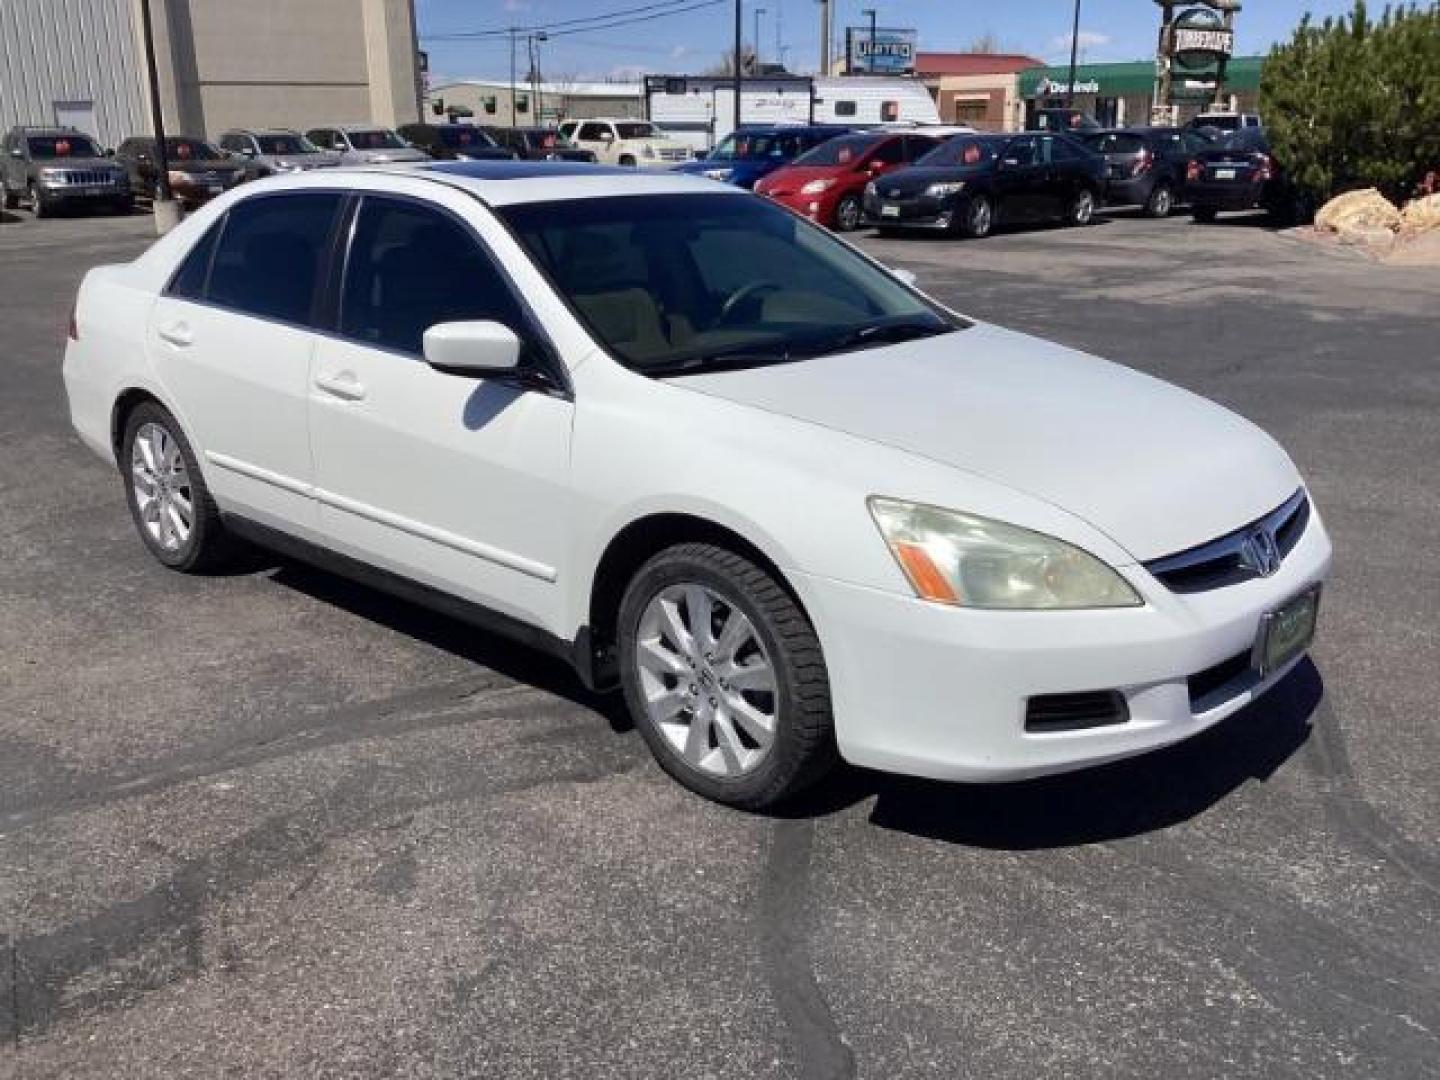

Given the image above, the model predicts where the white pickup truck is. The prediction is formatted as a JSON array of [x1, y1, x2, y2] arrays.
[[557, 118, 692, 168]]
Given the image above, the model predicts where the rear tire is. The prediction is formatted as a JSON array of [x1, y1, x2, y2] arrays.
[[1144, 181, 1174, 218], [619, 154, 637, 167], [833, 194, 862, 232], [617, 543, 836, 810], [2, 185, 17, 210], [120, 402, 237, 573], [1193, 206, 1218, 223], [1067, 187, 1097, 227]]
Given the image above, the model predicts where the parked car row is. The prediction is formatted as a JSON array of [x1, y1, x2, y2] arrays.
[[2, 119, 601, 218]]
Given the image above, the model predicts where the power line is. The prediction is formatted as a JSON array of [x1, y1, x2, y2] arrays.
[[422, 0, 720, 41]]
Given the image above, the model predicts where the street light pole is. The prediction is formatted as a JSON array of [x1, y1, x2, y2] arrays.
[[509, 26, 517, 126], [137, 0, 178, 233], [753, 6, 766, 71], [532, 32, 548, 127], [733, 0, 743, 135], [1066, 0, 1082, 108], [861, 8, 877, 73]]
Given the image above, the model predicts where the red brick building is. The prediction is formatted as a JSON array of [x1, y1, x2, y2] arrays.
[[914, 52, 1043, 131]]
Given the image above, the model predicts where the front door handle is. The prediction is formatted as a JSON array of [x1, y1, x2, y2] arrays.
[[314, 371, 367, 401], [157, 321, 193, 347]]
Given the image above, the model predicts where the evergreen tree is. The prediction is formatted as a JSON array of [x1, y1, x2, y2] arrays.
[[1261, 2, 1440, 202]]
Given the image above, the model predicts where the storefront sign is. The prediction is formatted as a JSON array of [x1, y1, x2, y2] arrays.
[[846, 28, 917, 75], [1035, 77, 1101, 96], [1172, 7, 1234, 69]]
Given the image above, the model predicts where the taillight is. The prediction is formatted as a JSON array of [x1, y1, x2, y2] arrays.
[[1255, 153, 1273, 182], [67, 301, 79, 341], [1132, 148, 1154, 177], [1186, 159, 1202, 182]]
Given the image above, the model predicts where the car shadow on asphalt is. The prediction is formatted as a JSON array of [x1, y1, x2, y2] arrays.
[[265, 557, 626, 725], [779, 660, 1323, 850], [867, 217, 1118, 243]]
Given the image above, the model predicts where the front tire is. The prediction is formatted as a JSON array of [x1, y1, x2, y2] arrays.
[[29, 182, 50, 219], [617, 543, 836, 810], [833, 194, 862, 232], [619, 154, 637, 167], [2, 185, 17, 210], [960, 194, 994, 239], [120, 402, 235, 572]]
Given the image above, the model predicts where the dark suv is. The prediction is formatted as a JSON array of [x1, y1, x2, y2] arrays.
[[396, 123, 514, 161], [479, 126, 597, 162], [2, 126, 131, 217], [113, 136, 246, 207], [1074, 127, 1213, 217]]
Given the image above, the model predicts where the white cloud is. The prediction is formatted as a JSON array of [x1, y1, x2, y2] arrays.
[[503, 0, 530, 11], [670, 44, 689, 59], [1049, 29, 1110, 54]]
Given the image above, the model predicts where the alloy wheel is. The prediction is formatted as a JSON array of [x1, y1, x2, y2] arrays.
[[835, 196, 862, 232], [634, 583, 778, 778], [1072, 190, 1095, 225], [1150, 184, 1173, 217], [131, 421, 194, 552], [969, 197, 993, 237]]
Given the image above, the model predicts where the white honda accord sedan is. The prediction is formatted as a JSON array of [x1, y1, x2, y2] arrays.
[[62, 161, 1331, 809]]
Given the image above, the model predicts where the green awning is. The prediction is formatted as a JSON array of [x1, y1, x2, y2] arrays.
[[1019, 56, 1264, 97]]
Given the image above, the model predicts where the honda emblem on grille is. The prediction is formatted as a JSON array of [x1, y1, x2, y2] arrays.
[[1241, 527, 1281, 577]]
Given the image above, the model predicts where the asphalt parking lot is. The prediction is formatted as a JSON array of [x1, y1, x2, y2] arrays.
[[2, 203, 1438, 1078]]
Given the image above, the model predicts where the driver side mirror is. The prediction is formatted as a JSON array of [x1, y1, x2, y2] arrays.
[[423, 321, 522, 377]]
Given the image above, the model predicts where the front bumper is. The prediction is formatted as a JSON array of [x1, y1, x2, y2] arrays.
[[764, 188, 841, 225], [864, 191, 963, 229], [37, 179, 129, 203], [792, 501, 1332, 782]]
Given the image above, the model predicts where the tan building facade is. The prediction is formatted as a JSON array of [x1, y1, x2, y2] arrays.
[[0, 0, 421, 148], [915, 53, 1043, 133]]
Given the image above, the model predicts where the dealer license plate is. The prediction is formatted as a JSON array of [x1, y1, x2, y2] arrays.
[[1214, 168, 1237, 180], [1254, 585, 1320, 676], [880, 204, 900, 218]]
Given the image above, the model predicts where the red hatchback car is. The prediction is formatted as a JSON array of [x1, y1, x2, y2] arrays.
[[755, 131, 944, 231]]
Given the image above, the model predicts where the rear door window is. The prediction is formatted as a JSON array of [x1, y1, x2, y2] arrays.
[[206, 193, 343, 326]]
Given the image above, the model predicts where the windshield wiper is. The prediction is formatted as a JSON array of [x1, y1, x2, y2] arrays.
[[646, 344, 804, 378], [801, 317, 954, 357]]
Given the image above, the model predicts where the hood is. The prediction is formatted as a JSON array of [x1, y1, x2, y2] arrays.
[[669, 323, 1299, 562], [878, 165, 986, 196], [35, 156, 118, 172]]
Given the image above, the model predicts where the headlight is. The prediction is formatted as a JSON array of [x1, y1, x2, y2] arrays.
[[924, 181, 967, 198], [40, 167, 64, 180], [800, 178, 835, 195], [867, 497, 1142, 610], [863, 180, 877, 198]]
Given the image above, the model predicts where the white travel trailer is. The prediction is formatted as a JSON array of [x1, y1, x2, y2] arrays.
[[644, 74, 941, 152]]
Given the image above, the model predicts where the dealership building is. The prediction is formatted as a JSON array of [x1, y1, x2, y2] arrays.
[[0, 0, 422, 149]]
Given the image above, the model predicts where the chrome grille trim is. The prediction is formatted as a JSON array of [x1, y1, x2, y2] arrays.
[[54, 169, 118, 186], [1144, 489, 1309, 593]]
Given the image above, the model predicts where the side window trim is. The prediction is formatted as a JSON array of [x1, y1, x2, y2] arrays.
[[162, 211, 228, 300]]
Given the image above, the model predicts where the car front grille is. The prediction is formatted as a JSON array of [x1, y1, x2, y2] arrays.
[[51, 169, 118, 186], [1144, 490, 1309, 594]]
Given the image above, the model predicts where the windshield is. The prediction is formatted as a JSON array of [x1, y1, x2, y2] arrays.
[[501, 193, 961, 374], [348, 129, 406, 150], [257, 134, 320, 155], [165, 138, 223, 161], [916, 137, 1000, 168], [27, 135, 102, 159], [793, 133, 882, 167], [616, 122, 662, 140], [437, 126, 495, 148]]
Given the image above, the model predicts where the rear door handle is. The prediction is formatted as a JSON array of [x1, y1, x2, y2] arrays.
[[314, 371, 367, 401], [157, 321, 193, 347]]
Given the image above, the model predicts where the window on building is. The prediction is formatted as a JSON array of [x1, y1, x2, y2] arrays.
[[952, 100, 989, 125], [515, 94, 529, 113], [340, 197, 525, 357], [833, 100, 857, 117], [207, 194, 343, 326], [483, 95, 498, 114]]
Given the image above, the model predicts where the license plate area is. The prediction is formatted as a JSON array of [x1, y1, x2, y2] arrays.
[[880, 203, 900, 217], [1214, 167, 1237, 180], [1252, 585, 1321, 677]]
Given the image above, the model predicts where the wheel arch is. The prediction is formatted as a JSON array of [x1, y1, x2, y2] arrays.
[[583, 511, 811, 690]]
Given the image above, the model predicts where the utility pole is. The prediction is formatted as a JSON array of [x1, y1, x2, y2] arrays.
[[733, 0, 743, 134], [509, 27, 517, 126], [861, 8, 877, 73], [138, 0, 178, 234], [753, 6, 766, 70], [817, 0, 830, 74], [1066, 0, 1082, 108], [531, 32, 548, 126]]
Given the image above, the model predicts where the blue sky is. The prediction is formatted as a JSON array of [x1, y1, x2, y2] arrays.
[[416, 0, 1364, 82]]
